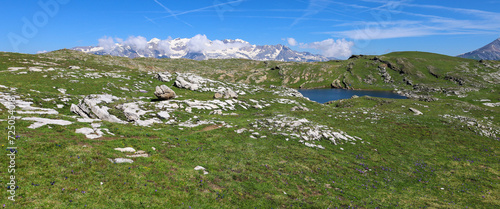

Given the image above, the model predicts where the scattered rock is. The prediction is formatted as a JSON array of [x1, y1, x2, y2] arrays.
[[68, 66, 81, 70], [135, 118, 162, 127], [70, 94, 125, 123], [29, 67, 43, 72], [108, 158, 133, 163], [124, 112, 140, 122], [114, 147, 136, 152], [253, 105, 263, 109], [194, 166, 208, 174], [331, 79, 343, 88], [214, 88, 238, 99], [128, 150, 149, 157], [57, 88, 67, 94], [154, 85, 176, 100], [7, 67, 25, 71], [157, 111, 170, 119], [291, 106, 310, 111], [0, 94, 58, 115], [154, 72, 172, 82], [249, 115, 363, 146], [75, 123, 114, 139], [483, 102, 500, 107], [304, 142, 325, 149], [409, 108, 423, 115], [174, 74, 201, 91], [21, 117, 72, 129]]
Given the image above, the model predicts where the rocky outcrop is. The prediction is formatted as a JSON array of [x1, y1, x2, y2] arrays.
[[409, 108, 423, 115], [379, 66, 393, 83], [70, 94, 124, 123], [331, 79, 343, 88], [174, 74, 203, 91], [154, 72, 172, 82], [154, 85, 176, 100], [214, 88, 238, 99], [291, 106, 310, 111], [248, 115, 363, 146]]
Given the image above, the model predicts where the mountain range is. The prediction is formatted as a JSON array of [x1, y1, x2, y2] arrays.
[[458, 38, 500, 60], [72, 38, 334, 62]]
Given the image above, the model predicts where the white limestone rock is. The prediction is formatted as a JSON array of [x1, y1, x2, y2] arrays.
[[109, 158, 133, 163], [114, 147, 136, 152], [21, 117, 72, 129]]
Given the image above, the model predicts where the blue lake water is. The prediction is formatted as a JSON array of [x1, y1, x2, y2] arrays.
[[298, 88, 406, 103]]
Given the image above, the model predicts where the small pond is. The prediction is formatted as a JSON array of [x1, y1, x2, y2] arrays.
[[298, 88, 406, 103]]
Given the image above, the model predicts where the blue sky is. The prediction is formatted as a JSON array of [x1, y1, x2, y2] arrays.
[[1, 0, 500, 58]]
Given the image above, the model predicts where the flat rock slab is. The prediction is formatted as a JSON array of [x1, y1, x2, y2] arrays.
[[108, 158, 133, 163], [114, 147, 136, 152], [75, 123, 114, 139], [76, 127, 104, 139], [21, 117, 72, 129], [0, 94, 58, 115], [194, 166, 208, 174], [483, 102, 500, 107], [128, 153, 149, 158], [409, 108, 423, 115], [194, 166, 206, 170]]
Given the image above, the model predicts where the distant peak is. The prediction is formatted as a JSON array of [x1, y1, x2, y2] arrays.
[[148, 38, 161, 44], [71, 35, 335, 62]]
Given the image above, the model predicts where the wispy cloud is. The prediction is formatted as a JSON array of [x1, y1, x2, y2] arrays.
[[151, 0, 245, 21], [285, 37, 354, 58], [152, 0, 193, 27], [292, 0, 332, 26], [321, 1, 500, 40]]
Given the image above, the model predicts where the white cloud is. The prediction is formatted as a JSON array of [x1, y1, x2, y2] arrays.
[[312, 1, 500, 42], [187, 34, 211, 53], [287, 38, 298, 46], [300, 38, 354, 58], [335, 26, 435, 40], [187, 34, 250, 53], [98, 36, 116, 53], [122, 36, 148, 51], [157, 39, 172, 55], [36, 50, 48, 54]]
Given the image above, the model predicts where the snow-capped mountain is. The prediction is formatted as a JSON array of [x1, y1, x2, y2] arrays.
[[72, 37, 335, 62], [458, 38, 500, 60]]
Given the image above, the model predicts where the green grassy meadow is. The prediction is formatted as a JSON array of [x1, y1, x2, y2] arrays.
[[0, 50, 498, 208]]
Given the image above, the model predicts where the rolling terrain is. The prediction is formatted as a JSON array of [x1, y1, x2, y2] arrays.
[[0, 50, 498, 208]]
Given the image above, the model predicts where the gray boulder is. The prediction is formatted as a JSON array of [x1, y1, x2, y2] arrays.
[[154, 72, 172, 82], [154, 85, 176, 100], [173, 74, 204, 91], [124, 111, 140, 122], [174, 76, 199, 91], [70, 94, 124, 123], [214, 88, 238, 99]]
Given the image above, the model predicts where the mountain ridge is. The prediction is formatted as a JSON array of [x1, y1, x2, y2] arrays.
[[458, 38, 500, 60], [71, 37, 336, 62]]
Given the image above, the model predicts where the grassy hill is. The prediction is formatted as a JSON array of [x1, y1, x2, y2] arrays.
[[0, 50, 498, 208]]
